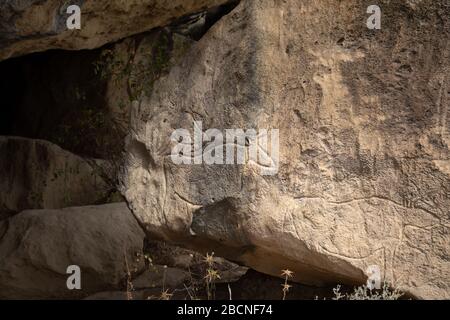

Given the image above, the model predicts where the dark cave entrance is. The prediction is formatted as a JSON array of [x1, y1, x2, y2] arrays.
[[0, 49, 110, 158], [0, 1, 240, 159]]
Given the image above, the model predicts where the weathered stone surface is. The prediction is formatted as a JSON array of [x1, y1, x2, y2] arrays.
[[84, 242, 248, 300], [120, 0, 450, 299], [0, 30, 193, 160], [144, 241, 248, 284], [0, 203, 145, 299], [0, 136, 111, 215], [99, 29, 195, 152], [0, 0, 233, 61], [133, 266, 189, 290]]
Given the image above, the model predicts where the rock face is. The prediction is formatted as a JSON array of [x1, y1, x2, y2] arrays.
[[0, 136, 111, 215], [144, 241, 248, 284], [120, 0, 450, 299], [0, 203, 145, 299], [0, 30, 193, 160], [84, 241, 248, 300], [0, 0, 233, 61]]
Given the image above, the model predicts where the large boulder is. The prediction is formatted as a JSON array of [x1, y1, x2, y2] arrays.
[[120, 0, 450, 299], [0, 0, 234, 61], [0, 203, 145, 299], [0, 136, 111, 215]]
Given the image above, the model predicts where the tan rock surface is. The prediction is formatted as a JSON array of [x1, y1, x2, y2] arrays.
[[120, 0, 450, 299], [0, 0, 233, 61], [0, 136, 110, 214], [0, 203, 145, 299]]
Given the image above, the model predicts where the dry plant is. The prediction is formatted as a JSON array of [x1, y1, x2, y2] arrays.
[[333, 283, 403, 300], [204, 252, 221, 300], [138, 252, 174, 300], [281, 269, 294, 300], [183, 264, 199, 300], [158, 265, 174, 300], [124, 251, 134, 300]]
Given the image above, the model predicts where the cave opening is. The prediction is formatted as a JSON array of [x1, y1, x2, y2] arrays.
[[0, 48, 109, 158], [0, 1, 240, 160]]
